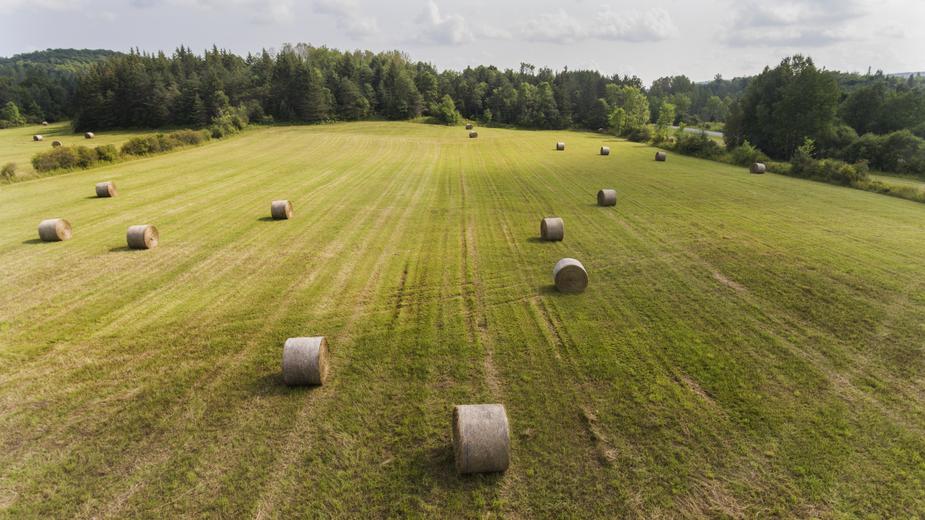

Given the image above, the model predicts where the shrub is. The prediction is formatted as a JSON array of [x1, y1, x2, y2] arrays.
[[675, 131, 722, 159], [210, 105, 249, 138], [1, 162, 16, 180], [32, 146, 80, 171], [791, 139, 868, 186], [170, 129, 209, 146], [75, 146, 98, 168], [121, 135, 162, 156], [95, 144, 118, 162], [842, 130, 925, 175], [730, 140, 768, 166], [623, 125, 651, 143]]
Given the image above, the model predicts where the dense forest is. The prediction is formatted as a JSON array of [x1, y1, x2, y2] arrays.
[[1, 46, 924, 175]]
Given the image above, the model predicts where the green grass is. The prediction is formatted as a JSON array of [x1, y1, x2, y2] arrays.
[[871, 172, 925, 191], [0, 122, 156, 180], [1, 121, 924, 518]]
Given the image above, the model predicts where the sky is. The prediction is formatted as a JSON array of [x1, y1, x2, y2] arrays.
[[0, 0, 922, 83]]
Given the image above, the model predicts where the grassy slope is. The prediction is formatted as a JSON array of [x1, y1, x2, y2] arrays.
[[0, 122, 154, 179], [0, 122, 924, 518]]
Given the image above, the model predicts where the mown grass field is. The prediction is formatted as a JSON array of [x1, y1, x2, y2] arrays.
[[1, 121, 924, 518], [0, 122, 155, 180]]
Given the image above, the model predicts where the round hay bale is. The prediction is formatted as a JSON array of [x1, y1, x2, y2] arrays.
[[271, 200, 293, 220], [126, 225, 158, 249], [750, 162, 767, 174], [33, 135, 43, 142], [41, 121, 49, 126], [597, 189, 617, 207], [556, 142, 565, 151], [553, 258, 588, 293], [282, 336, 329, 386], [540, 217, 564, 241], [38, 218, 72, 242], [95, 181, 117, 197], [469, 131, 478, 139], [51, 140, 62, 148], [600, 146, 610, 156], [452, 404, 510, 474], [655, 151, 667, 162], [465, 123, 473, 130], [84, 132, 95, 139]]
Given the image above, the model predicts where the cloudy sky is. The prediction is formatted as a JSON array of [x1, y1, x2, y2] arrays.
[[0, 0, 922, 82]]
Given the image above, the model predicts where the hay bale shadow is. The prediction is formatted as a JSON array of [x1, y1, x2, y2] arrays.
[[21, 238, 44, 244], [538, 284, 559, 295], [108, 246, 134, 253], [257, 216, 276, 222], [525, 237, 547, 244], [248, 372, 307, 397]]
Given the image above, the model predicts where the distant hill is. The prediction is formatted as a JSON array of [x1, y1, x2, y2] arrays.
[[888, 71, 925, 79]]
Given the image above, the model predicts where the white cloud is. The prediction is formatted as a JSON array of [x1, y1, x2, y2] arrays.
[[723, 0, 867, 47], [414, 1, 473, 45], [593, 7, 679, 42], [314, 0, 378, 39], [519, 10, 586, 44]]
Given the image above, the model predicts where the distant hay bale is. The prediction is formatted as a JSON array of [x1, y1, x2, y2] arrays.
[[95, 181, 117, 198], [271, 200, 293, 220], [38, 218, 72, 242], [33, 135, 43, 142], [84, 132, 95, 139], [126, 224, 158, 249], [41, 121, 48, 126], [540, 217, 564, 241], [469, 131, 478, 138], [750, 162, 767, 174], [600, 146, 610, 156], [282, 336, 329, 386], [597, 189, 617, 207], [556, 142, 565, 151], [51, 140, 62, 148], [465, 123, 473, 130], [553, 258, 588, 293], [452, 404, 510, 474], [655, 151, 667, 162]]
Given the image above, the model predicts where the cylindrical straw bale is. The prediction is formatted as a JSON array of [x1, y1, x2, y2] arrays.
[[126, 225, 158, 249], [469, 131, 478, 138], [41, 121, 49, 126], [84, 132, 95, 139], [271, 200, 293, 220], [655, 151, 667, 161], [33, 135, 43, 142], [553, 258, 588, 293], [452, 404, 510, 474], [282, 336, 329, 386], [51, 140, 62, 148], [540, 217, 564, 241], [750, 162, 767, 174], [38, 218, 72, 242], [600, 146, 610, 156], [597, 189, 617, 207], [95, 181, 117, 197], [465, 123, 473, 130], [556, 142, 565, 151]]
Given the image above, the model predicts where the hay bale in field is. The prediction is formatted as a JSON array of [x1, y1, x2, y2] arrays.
[[282, 336, 329, 386], [95, 181, 117, 197], [452, 404, 510, 474], [655, 151, 667, 162], [38, 218, 72, 242], [51, 140, 62, 148], [465, 123, 473, 130], [33, 135, 43, 142], [750, 162, 767, 174], [126, 225, 158, 249], [41, 121, 48, 126], [84, 132, 95, 139], [271, 200, 293, 220], [597, 188, 617, 207], [553, 258, 588, 293], [600, 146, 610, 156], [540, 217, 564, 241], [556, 142, 565, 151], [469, 131, 478, 138]]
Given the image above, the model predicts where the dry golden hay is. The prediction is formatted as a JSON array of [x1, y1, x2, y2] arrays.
[[556, 142, 565, 151], [282, 336, 329, 386], [38, 219, 72, 242], [600, 146, 610, 156], [452, 404, 511, 474], [655, 151, 667, 161], [84, 132, 95, 139], [750, 162, 767, 174], [597, 189, 617, 207], [553, 258, 588, 293], [126, 225, 158, 249], [469, 131, 478, 138], [540, 217, 564, 241], [33, 135, 43, 142], [271, 200, 293, 220], [95, 181, 117, 197]]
